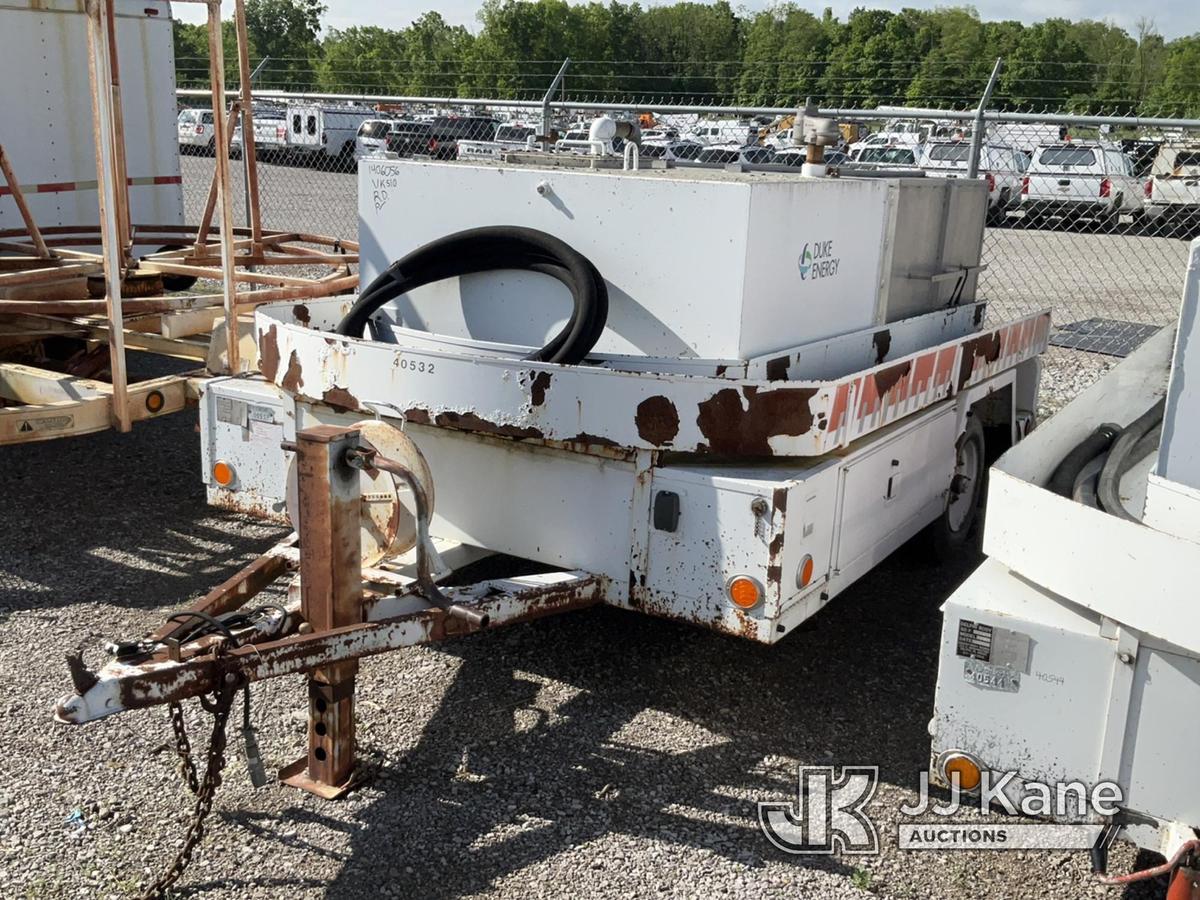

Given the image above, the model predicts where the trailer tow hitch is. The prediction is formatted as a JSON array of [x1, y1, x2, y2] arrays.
[[54, 424, 604, 898]]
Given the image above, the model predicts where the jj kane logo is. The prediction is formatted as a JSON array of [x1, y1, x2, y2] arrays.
[[758, 765, 1125, 856], [798, 240, 840, 281]]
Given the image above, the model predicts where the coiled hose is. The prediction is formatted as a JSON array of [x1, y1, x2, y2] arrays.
[[336, 226, 608, 366], [1051, 398, 1165, 521]]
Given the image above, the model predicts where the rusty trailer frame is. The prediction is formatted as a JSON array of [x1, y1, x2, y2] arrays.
[[55, 424, 603, 798]]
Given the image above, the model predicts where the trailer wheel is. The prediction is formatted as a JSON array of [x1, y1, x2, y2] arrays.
[[930, 416, 986, 559]]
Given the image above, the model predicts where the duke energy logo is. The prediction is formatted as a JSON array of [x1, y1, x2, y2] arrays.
[[798, 243, 814, 279], [798, 240, 841, 281]]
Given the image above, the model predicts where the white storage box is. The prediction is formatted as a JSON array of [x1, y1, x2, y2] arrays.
[[358, 159, 986, 362]]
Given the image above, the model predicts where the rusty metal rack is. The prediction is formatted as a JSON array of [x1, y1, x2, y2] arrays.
[[0, 0, 357, 445]]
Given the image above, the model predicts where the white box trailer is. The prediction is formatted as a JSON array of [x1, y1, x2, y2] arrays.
[[929, 239, 1200, 887], [0, 0, 183, 239]]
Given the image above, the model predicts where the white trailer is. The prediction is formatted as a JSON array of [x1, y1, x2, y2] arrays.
[[0, 0, 183, 239], [929, 239, 1200, 888], [52, 124, 1051, 894], [195, 150, 1045, 642]]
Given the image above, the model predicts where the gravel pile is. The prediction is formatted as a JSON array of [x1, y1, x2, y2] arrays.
[[0, 357, 1163, 899]]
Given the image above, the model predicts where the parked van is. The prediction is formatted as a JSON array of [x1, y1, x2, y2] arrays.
[[1021, 142, 1144, 228], [287, 103, 378, 168]]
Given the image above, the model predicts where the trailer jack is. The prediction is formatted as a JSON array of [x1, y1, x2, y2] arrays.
[[54, 424, 604, 896]]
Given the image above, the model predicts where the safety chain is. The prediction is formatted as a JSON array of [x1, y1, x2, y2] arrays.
[[168, 702, 200, 795], [139, 648, 240, 900]]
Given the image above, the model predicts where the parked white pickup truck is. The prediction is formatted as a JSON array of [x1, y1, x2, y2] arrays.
[[1144, 143, 1200, 234], [919, 139, 1027, 224], [1021, 141, 1144, 229]]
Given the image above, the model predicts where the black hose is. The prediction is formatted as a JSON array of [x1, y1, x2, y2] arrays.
[[336, 226, 609, 366], [1097, 398, 1165, 522], [1048, 423, 1120, 496]]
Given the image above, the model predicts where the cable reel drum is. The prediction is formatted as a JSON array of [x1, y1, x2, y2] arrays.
[[285, 419, 435, 567]]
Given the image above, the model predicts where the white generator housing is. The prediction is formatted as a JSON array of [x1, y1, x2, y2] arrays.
[[358, 159, 987, 361]]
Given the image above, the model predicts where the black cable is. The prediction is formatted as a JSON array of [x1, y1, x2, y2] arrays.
[[335, 226, 609, 366], [164, 611, 239, 646]]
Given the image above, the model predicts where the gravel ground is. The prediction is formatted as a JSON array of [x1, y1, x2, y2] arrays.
[[0, 352, 1165, 900]]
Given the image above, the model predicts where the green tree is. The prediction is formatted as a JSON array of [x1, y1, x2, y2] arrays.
[[1067, 19, 1138, 113], [1001, 19, 1091, 111], [243, 0, 326, 91], [172, 19, 255, 91], [319, 26, 409, 93], [1148, 34, 1200, 117], [739, 5, 837, 106], [905, 8, 993, 107]]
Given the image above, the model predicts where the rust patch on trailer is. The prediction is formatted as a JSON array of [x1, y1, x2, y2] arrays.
[[635, 395, 679, 446], [768, 533, 784, 562], [403, 408, 432, 426], [873, 360, 912, 396], [714, 364, 728, 377], [731, 608, 761, 641], [258, 325, 280, 381], [772, 487, 788, 515], [872, 329, 891, 364], [293, 304, 311, 325], [322, 387, 360, 413], [435, 410, 544, 440], [958, 331, 1002, 389], [400, 406, 543, 441], [281, 351, 304, 392], [527, 371, 552, 407], [566, 431, 621, 449], [765, 355, 790, 382], [695, 386, 817, 455]]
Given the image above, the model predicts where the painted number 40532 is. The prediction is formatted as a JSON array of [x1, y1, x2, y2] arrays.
[[398, 358, 435, 374]]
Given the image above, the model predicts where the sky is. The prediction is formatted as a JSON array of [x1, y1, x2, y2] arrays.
[[174, 0, 1199, 42]]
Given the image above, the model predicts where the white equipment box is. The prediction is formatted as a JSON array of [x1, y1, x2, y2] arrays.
[[358, 159, 987, 361], [931, 240, 1200, 864]]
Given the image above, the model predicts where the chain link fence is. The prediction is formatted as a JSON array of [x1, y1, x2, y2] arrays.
[[175, 63, 1200, 407]]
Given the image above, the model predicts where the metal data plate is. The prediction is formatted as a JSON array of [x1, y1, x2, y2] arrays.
[[963, 658, 1021, 693], [956, 618, 1031, 670]]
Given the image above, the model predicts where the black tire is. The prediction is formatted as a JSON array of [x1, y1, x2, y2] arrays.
[[154, 244, 199, 292], [929, 416, 987, 561]]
